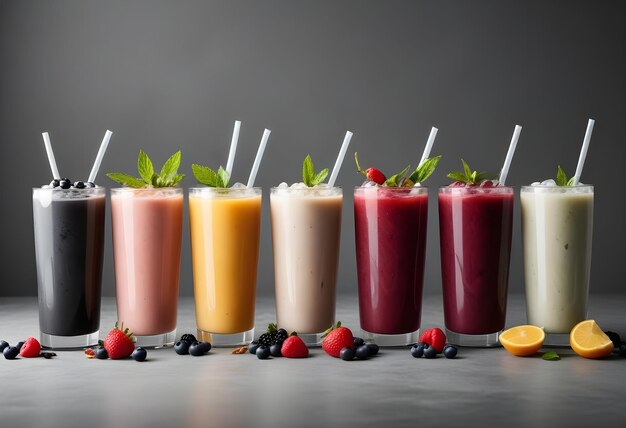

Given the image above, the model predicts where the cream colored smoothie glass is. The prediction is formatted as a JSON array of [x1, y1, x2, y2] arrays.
[[270, 186, 342, 345], [111, 187, 184, 347], [189, 187, 262, 346], [521, 184, 593, 345]]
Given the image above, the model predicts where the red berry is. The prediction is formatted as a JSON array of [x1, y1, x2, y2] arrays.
[[322, 322, 354, 358], [281, 335, 309, 358], [480, 180, 493, 188], [103, 323, 136, 359], [365, 168, 386, 185], [419, 328, 447, 353], [19, 337, 41, 358], [449, 181, 465, 187]]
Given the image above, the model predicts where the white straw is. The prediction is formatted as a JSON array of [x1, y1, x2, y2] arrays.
[[572, 119, 595, 185], [419, 126, 438, 166], [246, 128, 271, 188], [226, 120, 241, 177], [498, 125, 522, 185], [87, 130, 113, 183], [328, 131, 354, 187], [42, 132, 61, 180]]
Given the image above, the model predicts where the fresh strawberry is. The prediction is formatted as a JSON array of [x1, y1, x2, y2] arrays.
[[419, 328, 447, 353], [281, 335, 309, 358], [19, 337, 41, 358], [355, 152, 386, 185], [322, 322, 354, 358], [103, 323, 136, 359], [365, 168, 386, 185]]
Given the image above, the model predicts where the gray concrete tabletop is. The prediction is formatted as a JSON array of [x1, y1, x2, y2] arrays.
[[1, 294, 625, 428]]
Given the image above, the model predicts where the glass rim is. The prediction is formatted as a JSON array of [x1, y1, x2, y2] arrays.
[[110, 186, 183, 193], [270, 185, 342, 191], [32, 186, 106, 193], [188, 186, 262, 192], [439, 185, 514, 194], [521, 184, 594, 192], [353, 185, 428, 191]]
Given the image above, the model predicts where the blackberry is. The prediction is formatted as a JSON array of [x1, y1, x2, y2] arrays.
[[258, 323, 288, 346], [180, 333, 197, 344]]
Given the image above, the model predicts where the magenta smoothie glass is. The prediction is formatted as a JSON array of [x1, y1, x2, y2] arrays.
[[438, 184, 514, 347], [354, 186, 428, 346]]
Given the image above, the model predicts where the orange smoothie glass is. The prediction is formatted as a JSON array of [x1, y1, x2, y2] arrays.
[[189, 187, 262, 346], [111, 187, 184, 347]]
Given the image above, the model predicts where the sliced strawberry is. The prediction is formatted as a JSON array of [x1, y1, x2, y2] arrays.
[[281, 335, 309, 358], [19, 337, 41, 358], [322, 322, 354, 358], [419, 328, 447, 353], [103, 322, 136, 359]]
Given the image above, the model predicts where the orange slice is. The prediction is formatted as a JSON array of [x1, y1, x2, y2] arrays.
[[499, 325, 545, 356], [570, 320, 614, 359]]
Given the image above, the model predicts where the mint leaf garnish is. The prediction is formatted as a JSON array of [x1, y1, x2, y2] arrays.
[[542, 351, 560, 361], [555, 165, 575, 187], [138, 150, 154, 183], [192, 164, 229, 188], [447, 159, 495, 185], [160, 150, 181, 181], [409, 155, 442, 184], [384, 165, 411, 187], [106, 173, 148, 188], [107, 150, 184, 188], [302, 155, 328, 187]]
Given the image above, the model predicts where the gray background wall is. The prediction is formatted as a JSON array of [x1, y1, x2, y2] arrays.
[[1, 0, 624, 297]]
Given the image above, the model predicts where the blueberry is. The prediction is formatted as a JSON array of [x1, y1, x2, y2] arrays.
[[256, 345, 271, 360], [174, 340, 190, 355], [366, 343, 379, 356], [95, 347, 108, 359], [85, 182, 96, 188], [132, 347, 147, 362], [248, 341, 260, 355], [355, 345, 371, 360], [270, 342, 283, 357], [50, 179, 60, 188], [73, 181, 85, 189], [410, 344, 424, 358], [189, 341, 205, 357], [605, 331, 621, 348], [423, 345, 437, 359], [443, 345, 458, 359], [197, 341, 211, 353], [41, 352, 55, 359], [619, 343, 626, 357], [16, 341, 24, 352], [3, 346, 18, 359], [353, 337, 365, 348], [180, 333, 197, 344], [59, 178, 72, 189], [0, 340, 8, 352], [340, 347, 355, 361]]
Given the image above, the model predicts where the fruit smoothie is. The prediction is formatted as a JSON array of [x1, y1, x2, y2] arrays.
[[189, 187, 262, 345], [521, 184, 593, 333], [354, 186, 428, 341], [439, 185, 514, 344], [111, 188, 183, 345], [270, 185, 342, 338], [33, 186, 105, 348]]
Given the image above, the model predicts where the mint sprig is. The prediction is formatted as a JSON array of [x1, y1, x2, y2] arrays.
[[192, 164, 230, 188], [107, 150, 185, 188], [542, 351, 560, 361], [555, 165, 575, 187], [302, 155, 329, 187], [409, 155, 442, 184], [447, 159, 494, 185], [384, 165, 411, 187]]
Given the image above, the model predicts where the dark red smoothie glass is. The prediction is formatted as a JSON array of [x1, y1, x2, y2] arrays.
[[354, 186, 428, 346], [438, 185, 514, 347]]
